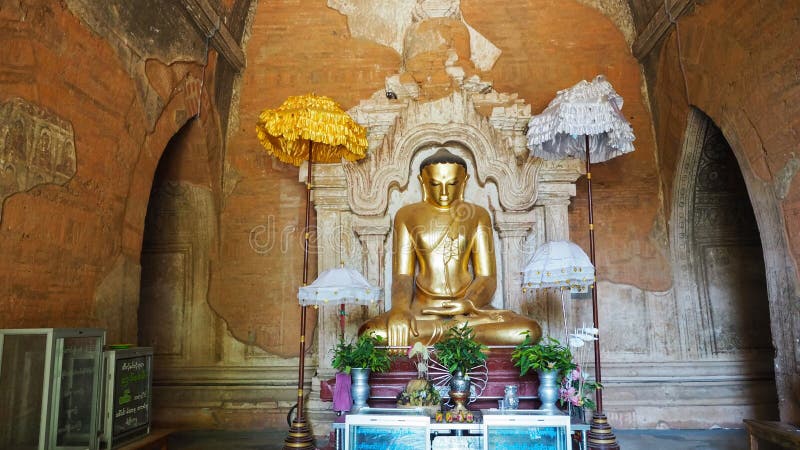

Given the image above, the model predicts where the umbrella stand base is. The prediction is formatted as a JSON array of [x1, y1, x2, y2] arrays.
[[283, 419, 316, 450], [587, 412, 620, 450]]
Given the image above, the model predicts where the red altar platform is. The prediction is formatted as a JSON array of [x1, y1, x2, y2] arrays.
[[320, 348, 541, 410]]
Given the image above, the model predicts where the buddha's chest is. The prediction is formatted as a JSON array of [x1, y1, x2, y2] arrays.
[[410, 215, 474, 257]]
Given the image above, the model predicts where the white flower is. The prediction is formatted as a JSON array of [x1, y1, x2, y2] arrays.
[[573, 332, 598, 342], [569, 336, 585, 348], [408, 342, 430, 360]]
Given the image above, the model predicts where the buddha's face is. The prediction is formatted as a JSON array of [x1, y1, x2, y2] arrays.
[[419, 163, 468, 208]]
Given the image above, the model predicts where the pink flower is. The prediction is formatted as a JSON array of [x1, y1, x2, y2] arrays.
[[559, 386, 577, 403]]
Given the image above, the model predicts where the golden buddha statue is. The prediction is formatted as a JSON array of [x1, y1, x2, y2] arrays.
[[359, 149, 542, 347]]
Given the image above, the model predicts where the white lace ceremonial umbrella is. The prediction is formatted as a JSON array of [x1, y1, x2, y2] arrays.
[[299, 265, 381, 342], [523, 240, 595, 294], [526, 74, 634, 162], [298, 266, 382, 306], [522, 240, 595, 348], [526, 75, 634, 449]]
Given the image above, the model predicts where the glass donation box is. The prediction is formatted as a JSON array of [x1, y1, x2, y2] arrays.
[[0, 328, 106, 450], [482, 411, 571, 450], [345, 409, 431, 450]]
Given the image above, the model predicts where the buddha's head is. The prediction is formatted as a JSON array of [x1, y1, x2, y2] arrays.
[[418, 149, 469, 208]]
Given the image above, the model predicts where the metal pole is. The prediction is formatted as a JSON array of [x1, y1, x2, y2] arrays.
[[585, 135, 603, 412], [283, 141, 315, 450], [585, 134, 619, 450]]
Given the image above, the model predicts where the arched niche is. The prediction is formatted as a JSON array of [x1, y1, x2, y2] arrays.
[[671, 108, 774, 358], [343, 90, 543, 217], [308, 89, 582, 378], [670, 107, 779, 420]]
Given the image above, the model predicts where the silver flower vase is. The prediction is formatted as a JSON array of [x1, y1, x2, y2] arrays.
[[350, 368, 371, 412], [504, 385, 520, 410], [449, 370, 470, 414], [536, 369, 560, 414]]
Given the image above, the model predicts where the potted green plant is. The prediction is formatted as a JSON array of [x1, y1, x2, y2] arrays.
[[511, 333, 575, 413], [433, 323, 487, 413], [332, 332, 392, 411]]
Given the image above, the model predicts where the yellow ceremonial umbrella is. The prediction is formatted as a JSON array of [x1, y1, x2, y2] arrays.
[[256, 93, 368, 166], [255, 94, 367, 450]]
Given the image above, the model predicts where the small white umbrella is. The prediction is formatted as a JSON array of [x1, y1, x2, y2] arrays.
[[523, 240, 595, 294], [522, 240, 595, 347], [300, 266, 381, 416], [298, 266, 382, 306], [299, 265, 382, 342]]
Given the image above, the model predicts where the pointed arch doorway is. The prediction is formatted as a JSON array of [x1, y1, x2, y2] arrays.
[[671, 108, 778, 421]]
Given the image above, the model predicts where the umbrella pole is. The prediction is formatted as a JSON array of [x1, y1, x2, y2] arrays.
[[584, 135, 620, 450], [586, 137, 602, 410], [284, 142, 316, 450]]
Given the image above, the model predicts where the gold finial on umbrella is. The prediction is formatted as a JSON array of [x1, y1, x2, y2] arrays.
[[256, 93, 368, 450]]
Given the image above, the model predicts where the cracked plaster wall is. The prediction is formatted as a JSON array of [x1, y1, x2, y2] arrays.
[[647, 0, 800, 425]]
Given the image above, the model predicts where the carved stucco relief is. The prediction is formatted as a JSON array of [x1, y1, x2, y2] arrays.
[[308, 83, 581, 382], [0, 97, 77, 218], [343, 90, 538, 216]]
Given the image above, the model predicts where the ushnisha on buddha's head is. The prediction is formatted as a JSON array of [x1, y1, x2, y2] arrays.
[[418, 149, 469, 208]]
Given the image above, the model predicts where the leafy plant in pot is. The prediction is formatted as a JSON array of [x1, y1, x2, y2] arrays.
[[433, 323, 487, 414], [332, 332, 392, 412], [512, 333, 575, 414]]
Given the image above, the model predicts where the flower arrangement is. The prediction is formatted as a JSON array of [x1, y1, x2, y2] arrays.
[[331, 332, 392, 373], [433, 323, 487, 375], [559, 327, 601, 410], [511, 333, 575, 377], [397, 342, 440, 415], [396, 378, 441, 408], [559, 365, 600, 410], [408, 341, 430, 379]]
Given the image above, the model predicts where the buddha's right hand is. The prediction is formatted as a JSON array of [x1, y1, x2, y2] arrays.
[[386, 308, 419, 347]]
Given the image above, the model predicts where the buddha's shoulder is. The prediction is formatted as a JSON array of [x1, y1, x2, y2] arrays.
[[395, 202, 489, 219], [458, 201, 489, 213], [395, 202, 428, 218], [458, 202, 491, 219]]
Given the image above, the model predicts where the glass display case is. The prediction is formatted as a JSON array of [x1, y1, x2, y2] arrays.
[[482, 410, 570, 450], [0, 328, 105, 450], [100, 347, 153, 449], [345, 409, 431, 450]]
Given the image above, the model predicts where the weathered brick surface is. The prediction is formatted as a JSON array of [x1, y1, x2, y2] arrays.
[[0, 2, 209, 344], [651, 0, 800, 275], [462, 0, 668, 289], [221, 0, 666, 355], [0, 2, 140, 330], [219, 0, 399, 356]]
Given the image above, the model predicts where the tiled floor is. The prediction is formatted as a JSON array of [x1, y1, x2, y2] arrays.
[[616, 429, 748, 450], [155, 427, 749, 450]]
